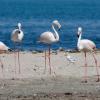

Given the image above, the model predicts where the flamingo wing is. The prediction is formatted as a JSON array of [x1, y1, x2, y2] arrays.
[[0, 42, 10, 51], [79, 39, 96, 51], [11, 29, 23, 42], [39, 31, 55, 44]]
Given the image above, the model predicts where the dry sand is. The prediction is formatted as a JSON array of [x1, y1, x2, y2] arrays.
[[0, 51, 100, 100]]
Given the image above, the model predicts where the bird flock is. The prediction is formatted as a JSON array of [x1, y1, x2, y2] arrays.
[[0, 20, 99, 83]]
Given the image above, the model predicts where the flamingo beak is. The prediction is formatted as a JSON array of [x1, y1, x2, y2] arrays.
[[58, 28, 61, 31], [8, 48, 13, 52], [58, 25, 61, 31], [77, 34, 79, 38]]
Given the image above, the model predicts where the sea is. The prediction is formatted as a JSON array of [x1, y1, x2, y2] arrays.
[[0, 0, 100, 51]]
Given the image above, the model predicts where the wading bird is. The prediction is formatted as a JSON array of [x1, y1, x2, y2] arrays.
[[77, 27, 100, 83], [39, 20, 61, 74], [0, 41, 11, 73], [11, 23, 24, 74], [65, 52, 77, 64]]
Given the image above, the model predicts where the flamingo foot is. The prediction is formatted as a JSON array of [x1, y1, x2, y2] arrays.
[[81, 80, 88, 83], [1, 64, 3, 69], [96, 78, 100, 82], [0, 62, 4, 73]]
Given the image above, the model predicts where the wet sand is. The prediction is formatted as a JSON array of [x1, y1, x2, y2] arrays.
[[0, 51, 100, 100]]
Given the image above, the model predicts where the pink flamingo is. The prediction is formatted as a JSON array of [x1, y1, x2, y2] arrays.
[[0, 41, 11, 73], [39, 20, 61, 74], [77, 27, 100, 83], [11, 23, 24, 74]]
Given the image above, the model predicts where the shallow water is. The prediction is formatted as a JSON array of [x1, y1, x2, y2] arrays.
[[0, 0, 100, 50]]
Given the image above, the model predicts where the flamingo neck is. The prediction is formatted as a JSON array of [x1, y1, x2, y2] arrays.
[[77, 33, 82, 46], [18, 26, 21, 30], [52, 25, 59, 41], [79, 34, 82, 41]]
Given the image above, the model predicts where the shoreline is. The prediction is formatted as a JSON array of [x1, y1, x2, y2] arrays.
[[0, 50, 100, 78], [0, 51, 100, 99]]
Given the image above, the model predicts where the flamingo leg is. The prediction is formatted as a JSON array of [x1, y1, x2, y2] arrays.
[[14, 42, 17, 74], [92, 53, 100, 82], [44, 49, 47, 74], [48, 45, 51, 74], [84, 51, 88, 83], [17, 43, 21, 74], [0, 58, 3, 74]]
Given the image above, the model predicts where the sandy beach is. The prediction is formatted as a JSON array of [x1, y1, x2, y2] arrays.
[[0, 51, 100, 99]]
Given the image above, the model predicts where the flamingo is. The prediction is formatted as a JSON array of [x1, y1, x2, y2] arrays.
[[77, 27, 100, 83], [11, 23, 24, 74], [0, 41, 11, 73], [39, 20, 61, 74]]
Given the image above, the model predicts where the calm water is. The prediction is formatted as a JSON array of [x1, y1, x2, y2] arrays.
[[0, 0, 100, 50]]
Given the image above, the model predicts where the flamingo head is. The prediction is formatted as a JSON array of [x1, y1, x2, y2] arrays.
[[77, 27, 82, 38], [52, 20, 61, 30], [18, 22, 22, 29]]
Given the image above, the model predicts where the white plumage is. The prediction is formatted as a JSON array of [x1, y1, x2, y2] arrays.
[[11, 23, 24, 42], [0, 41, 10, 51], [66, 55, 77, 63], [77, 27, 99, 83], [39, 20, 61, 44], [39, 20, 61, 74], [0, 41, 11, 74], [39, 32, 58, 44], [78, 39, 96, 52], [11, 23, 24, 74]]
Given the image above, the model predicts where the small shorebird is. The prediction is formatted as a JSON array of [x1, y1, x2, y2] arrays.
[[0, 41, 11, 73], [39, 20, 61, 74], [11, 23, 24, 74], [65, 52, 77, 64], [77, 27, 100, 83]]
